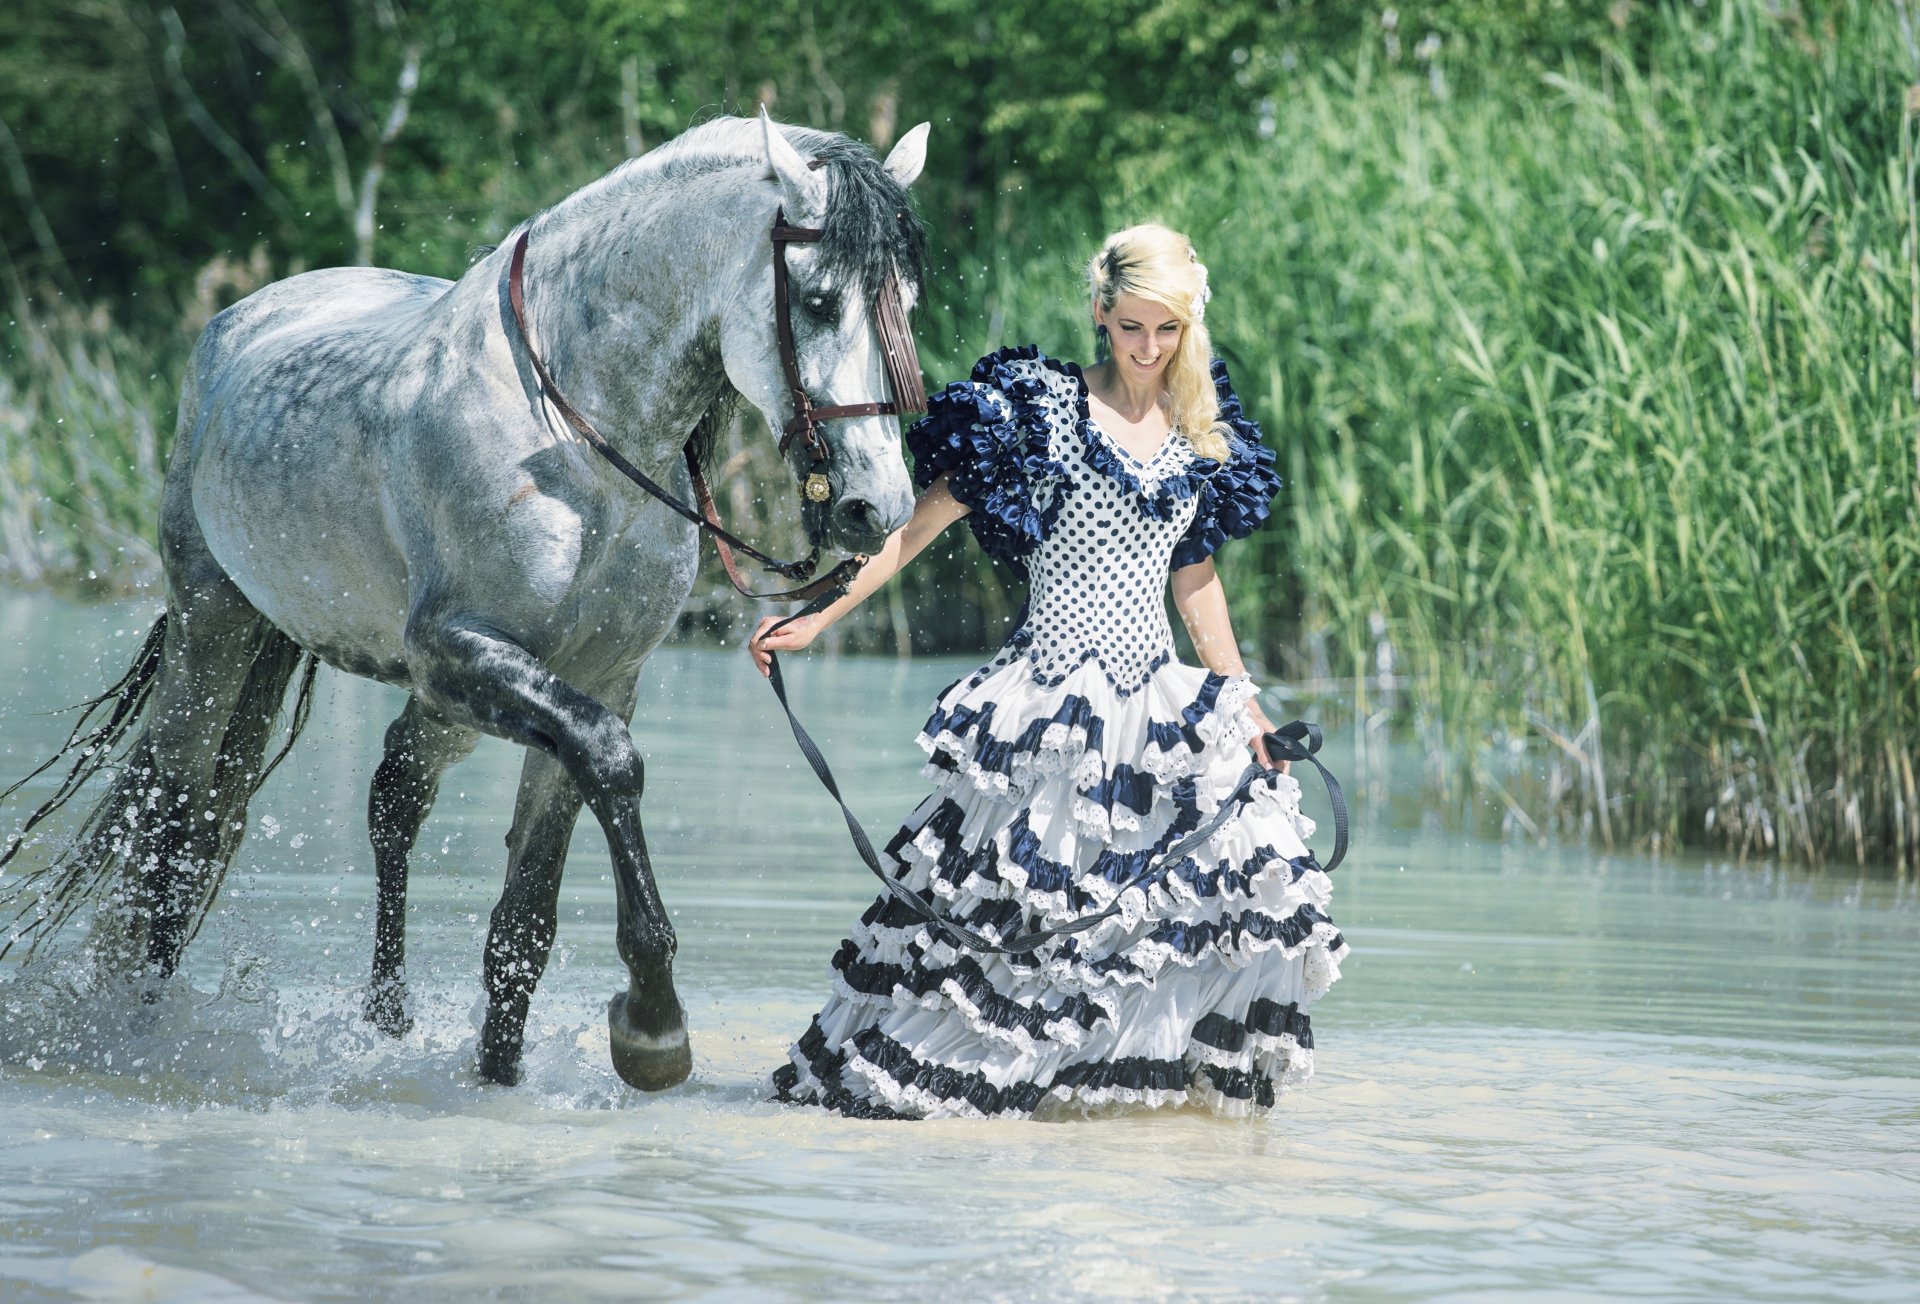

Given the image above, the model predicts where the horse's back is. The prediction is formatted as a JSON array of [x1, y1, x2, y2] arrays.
[[188, 267, 450, 403], [173, 265, 459, 675]]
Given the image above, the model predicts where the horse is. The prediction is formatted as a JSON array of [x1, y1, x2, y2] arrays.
[[0, 110, 930, 1093]]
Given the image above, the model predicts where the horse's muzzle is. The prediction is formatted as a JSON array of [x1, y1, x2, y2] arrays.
[[828, 494, 897, 555]]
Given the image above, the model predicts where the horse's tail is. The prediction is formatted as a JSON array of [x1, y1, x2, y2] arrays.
[[0, 614, 321, 966]]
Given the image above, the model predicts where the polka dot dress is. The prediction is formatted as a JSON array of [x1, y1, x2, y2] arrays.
[[1025, 424, 1190, 693], [773, 346, 1345, 1119]]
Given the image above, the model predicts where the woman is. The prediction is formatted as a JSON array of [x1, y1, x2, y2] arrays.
[[751, 223, 1345, 1118]]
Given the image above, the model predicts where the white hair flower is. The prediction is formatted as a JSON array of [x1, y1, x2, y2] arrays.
[[1188, 248, 1212, 320]]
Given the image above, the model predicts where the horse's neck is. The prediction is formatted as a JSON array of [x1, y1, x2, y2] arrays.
[[483, 165, 761, 469]]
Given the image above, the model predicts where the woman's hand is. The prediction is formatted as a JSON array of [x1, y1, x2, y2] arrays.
[[1247, 698, 1290, 774], [743, 476, 973, 679], [749, 612, 821, 678]]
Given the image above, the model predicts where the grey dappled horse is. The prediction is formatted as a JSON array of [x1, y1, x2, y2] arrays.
[[0, 112, 928, 1092]]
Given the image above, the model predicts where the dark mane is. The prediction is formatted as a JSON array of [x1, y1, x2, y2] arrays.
[[616, 118, 925, 300], [790, 130, 927, 299]]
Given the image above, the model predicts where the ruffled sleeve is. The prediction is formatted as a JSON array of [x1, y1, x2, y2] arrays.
[[1169, 360, 1283, 570], [906, 345, 1075, 573]]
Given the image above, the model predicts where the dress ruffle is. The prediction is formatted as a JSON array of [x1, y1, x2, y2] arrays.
[[907, 348, 1282, 573], [905, 345, 1079, 574], [1080, 423, 1206, 522], [916, 652, 1268, 838], [1169, 360, 1284, 569], [775, 654, 1346, 1121]]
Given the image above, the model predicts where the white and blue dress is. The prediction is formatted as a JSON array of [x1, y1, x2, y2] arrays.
[[773, 346, 1347, 1118]]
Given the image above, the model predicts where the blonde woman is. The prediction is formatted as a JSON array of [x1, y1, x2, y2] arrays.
[[751, 223, 1345, 1118]]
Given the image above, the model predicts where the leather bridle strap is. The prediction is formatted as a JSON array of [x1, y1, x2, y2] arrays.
[[507, 228, 852, 602], [770, 207, 926, 460]]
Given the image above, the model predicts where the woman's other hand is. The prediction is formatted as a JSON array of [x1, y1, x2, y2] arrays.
[[1247, 699, 1291, 774], [749, 612, 821, 677]]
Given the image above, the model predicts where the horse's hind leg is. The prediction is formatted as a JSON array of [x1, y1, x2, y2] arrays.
[[364, 698, 478, 1035], [132, 558, 303, 978], [477, 747, 587, 1085]]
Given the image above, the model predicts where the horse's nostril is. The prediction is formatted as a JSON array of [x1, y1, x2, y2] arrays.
[[834, 498, 879, 534]]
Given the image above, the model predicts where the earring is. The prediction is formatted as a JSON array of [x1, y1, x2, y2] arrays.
[[1093, 322, 1109, 358]]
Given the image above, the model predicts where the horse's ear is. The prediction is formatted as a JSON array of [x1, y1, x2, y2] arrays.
[[882, 122, 930, 189], [760, 106, 825, 218]]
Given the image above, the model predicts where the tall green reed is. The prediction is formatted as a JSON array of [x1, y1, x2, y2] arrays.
[[0, 0, 1909, 872], [1145, 1, 1915, 871], [919, 1, 1915, 872]]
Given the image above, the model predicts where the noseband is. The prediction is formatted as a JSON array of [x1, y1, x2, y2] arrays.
[[506, 173, 923, 602]]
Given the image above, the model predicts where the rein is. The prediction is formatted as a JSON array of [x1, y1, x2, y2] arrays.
[[762, 637, 1350, 958]]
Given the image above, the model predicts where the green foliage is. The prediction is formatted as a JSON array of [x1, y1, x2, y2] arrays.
[[0, 0, 1912, 871]]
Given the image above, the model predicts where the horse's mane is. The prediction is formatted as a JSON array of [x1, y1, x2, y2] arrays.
[[601, 117, 927, 299]]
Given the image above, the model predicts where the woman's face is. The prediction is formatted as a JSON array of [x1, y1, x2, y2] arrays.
[[1097, 293, 1184, 386]]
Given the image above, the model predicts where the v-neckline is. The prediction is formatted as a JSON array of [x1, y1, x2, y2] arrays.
[[1071, 363, 1183, 470], [1088, 415, 1179, 470]]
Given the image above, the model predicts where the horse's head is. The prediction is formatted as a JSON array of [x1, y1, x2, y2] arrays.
[[719, 110, 928, 557]]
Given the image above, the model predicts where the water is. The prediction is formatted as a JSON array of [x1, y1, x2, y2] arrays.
[[1, 593, 1915, 1302]]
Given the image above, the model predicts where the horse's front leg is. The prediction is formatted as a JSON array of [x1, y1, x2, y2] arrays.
[[477, 747, 587, 1085], [410, 621, 689, 1092], [365, 697, 478, 1036]]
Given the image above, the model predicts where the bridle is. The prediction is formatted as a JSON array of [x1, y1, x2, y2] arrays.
[[506, 165, 924, 604]]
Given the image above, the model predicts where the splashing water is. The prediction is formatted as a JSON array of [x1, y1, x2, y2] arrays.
[[2, 594, 1916, 1301]]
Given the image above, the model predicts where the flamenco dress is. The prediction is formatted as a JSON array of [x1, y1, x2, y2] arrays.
[[772, 346, 1347, 1119]]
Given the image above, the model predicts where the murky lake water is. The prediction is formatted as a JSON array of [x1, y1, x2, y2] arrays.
[[1, 593, 1915, 1301]]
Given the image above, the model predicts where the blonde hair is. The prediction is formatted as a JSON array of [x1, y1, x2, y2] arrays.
[[1088, 223, 1230, 462]]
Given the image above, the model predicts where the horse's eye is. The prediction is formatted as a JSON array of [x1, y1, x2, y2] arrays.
[[802, 293, 839, 322]]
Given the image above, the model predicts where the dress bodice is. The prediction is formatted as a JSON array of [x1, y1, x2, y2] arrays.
[[906, 346, 1282, 695], [1022, 426, 1199, 691]]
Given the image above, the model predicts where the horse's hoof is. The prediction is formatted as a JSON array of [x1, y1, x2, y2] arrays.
[[362, 980, 414, 1038], [483, 1052, 529, 1083], [476, 1042, 524, 1087], [608, 990, 691, 1091], [476, 1012, 525, 1086]]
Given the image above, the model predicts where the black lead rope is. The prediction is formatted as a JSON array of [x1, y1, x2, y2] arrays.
[[761, 607, 1350, 958]]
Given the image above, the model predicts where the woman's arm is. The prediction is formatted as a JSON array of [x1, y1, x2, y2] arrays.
[[1171, 557, 1284, 770], [747, 474, 970, 676]]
